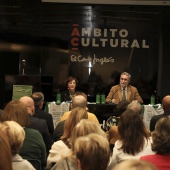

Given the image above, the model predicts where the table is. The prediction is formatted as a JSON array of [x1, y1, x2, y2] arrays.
[[87, 103, 117, 124], [44, 102, 117, 125]]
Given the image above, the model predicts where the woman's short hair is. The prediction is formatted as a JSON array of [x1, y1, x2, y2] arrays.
[[113, 159, 156, 170], [151, 116, 170, 154], [1, 100, 29, 127], [65, 76, 78, 86], [71, 119, 106, 151], [74, 133, 110, 170], [61, 107, 88, 147], [0, 121, 25, 155]]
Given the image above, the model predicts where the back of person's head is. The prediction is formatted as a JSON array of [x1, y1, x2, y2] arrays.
[[113, 160, 157, 170], [127, 101, 142, 115], [0, 130, 13, 170], [118, 109, 149, 155], [61, 107, 88, 147], [116, 100, 130, 117], [71, 119, 106, 150], [1, 100, 29, 127], [162, 95, 170, 111], [0, 121, 25, 155], [74, 133, 110, 170], [152, 116, 170, 154], [31, 92, 44, 106], [74, 91, 87, 100], [19, 96, 35, 115], [72, 95, 87, 109]]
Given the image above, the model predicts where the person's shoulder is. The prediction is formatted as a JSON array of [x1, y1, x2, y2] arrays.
[[87, 112, 98, 119], [60, 111, 71, 121], [109, 125, 118, 132], [31, 116, 46, 123], [24, 127, 41, 135], [151, 114, 163, 121], [140, 154, 155, 160], [111, 84, 120, 89], [128, 85, 137, 90]]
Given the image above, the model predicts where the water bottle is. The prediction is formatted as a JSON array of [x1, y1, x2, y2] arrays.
[[150, 95, 155, 105], [101, 94, 105, 104], [96, 93, 100, 104], [56, 91, 61, 104]]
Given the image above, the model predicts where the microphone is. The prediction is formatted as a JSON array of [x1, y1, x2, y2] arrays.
[[109, 89, 118, 104]]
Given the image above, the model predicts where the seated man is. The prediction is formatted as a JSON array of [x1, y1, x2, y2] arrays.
[[105, 72, 143, 104], [31, 92, 54, 140], [150, 95, 170, 132], [20, 96, 52, 155], [60, 92, 99, 124], [53, 92, 99, 142]]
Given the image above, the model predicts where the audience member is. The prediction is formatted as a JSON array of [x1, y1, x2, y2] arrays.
[[108, 101, 129, 147], [108, 100, 147, 146], [61, 76, 78, 102], [20, 96, 52, 155], [127, 100, 142, 115], [108, 109, 154, 169], [150, 95, 170, 131], [141, 116, 170, 170], [105, 72, 143, 104], [105, 100, 130, 132], [31, 92, 54, 139], [74, 133, 110, 170], [51, 119, 108, 170], [1, 100, 47, 169], [46, 107, 88, 169], [0, 130, 13, 170], [60, 92, 99, 124], [0, 121, 35, 170], [53, 92, 99, 142], [113, 160, 157, 170]]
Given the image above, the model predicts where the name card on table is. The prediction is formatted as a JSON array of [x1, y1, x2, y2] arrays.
[[48, 102, 70, 127]]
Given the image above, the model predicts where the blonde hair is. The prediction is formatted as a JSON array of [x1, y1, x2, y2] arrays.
[[0, 130, 12, 170], [0, 121, 25, 155], [61, 107, 88, 147], [113, 160, 157, 170], [74, 133, 110, 170], [71, 119, 106, 151]]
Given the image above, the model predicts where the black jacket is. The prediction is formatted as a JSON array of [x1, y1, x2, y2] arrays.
[[27, 114, 52, 155], [33, 106, 54, 137]]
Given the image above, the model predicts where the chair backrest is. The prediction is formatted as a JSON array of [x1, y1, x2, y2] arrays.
[[27, 159, 42, 170]]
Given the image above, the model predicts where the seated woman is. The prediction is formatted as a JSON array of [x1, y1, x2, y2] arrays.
[[61, 76, 78, 102], [108, 109, 154, 169], [1, 100, 46, 170], [0, 121, 35, 170], [46, 107, 88, 169], [140, 116, 170, 170], [51, 119, 109, 170], [74, 133, 110, 170]]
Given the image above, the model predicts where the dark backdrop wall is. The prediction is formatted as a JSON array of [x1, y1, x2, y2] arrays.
[[0, 2, 170, 108]]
